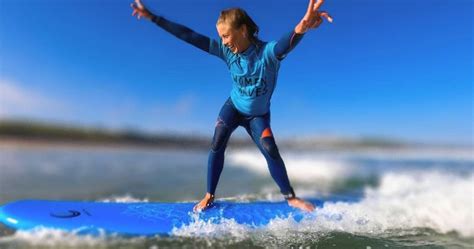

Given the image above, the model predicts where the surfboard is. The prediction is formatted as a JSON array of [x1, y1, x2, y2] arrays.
[[0, 199, 324, 236]]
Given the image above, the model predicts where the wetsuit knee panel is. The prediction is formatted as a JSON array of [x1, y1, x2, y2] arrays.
[[211, 123, 230, 152], [260, 137, 280, 159]]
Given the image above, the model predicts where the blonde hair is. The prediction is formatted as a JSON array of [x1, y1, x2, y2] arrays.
[[217, 8, 260, 43]]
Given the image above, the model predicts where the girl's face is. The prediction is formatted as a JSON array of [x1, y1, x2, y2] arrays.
[[217, 23, 249, 54]]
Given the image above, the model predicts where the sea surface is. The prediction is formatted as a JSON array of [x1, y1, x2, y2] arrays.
[[0, 142, 473, 248]]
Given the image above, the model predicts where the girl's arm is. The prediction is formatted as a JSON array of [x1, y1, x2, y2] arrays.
[[274, 31, 305, 60], [275, 0, 332, 60], [150, 15, 210, 53], [131, 0, 210, 53]]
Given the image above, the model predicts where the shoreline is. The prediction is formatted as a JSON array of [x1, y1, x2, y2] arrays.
[[0, 137, 210, 151], [1, 137, 471, 156], [2, 119, 471, 151]]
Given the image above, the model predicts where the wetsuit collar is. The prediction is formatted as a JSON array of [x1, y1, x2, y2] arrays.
[[238, 43, 256, 57]]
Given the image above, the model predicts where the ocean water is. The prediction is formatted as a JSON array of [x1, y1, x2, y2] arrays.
[[0, 143, 473, 248]]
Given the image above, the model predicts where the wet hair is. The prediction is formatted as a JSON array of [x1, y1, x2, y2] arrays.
[[216, 8, 260, 43]]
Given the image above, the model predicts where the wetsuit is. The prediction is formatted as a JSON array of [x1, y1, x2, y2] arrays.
[[151, 14, 304, 199]]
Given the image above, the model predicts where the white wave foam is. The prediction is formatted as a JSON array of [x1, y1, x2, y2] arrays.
[[312, 171, 474, 237], [0, 226, 155, 247], [173, 171, 474, 238], [172, 212, 252, 239], [98, 194, 149, 203], [340, 147, 474, 162], [0, 227, 108, 247], [227, 150, 355, 185]]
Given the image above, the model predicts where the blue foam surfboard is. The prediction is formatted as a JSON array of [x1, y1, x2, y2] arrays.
[[0, 199, 324, 236]]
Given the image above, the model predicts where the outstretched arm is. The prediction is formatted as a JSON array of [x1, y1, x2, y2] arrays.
[[274, 31, 305, 60], [274, 0, 333, 60], [149, 15, 210, 52], [131, 0, 210, 53]]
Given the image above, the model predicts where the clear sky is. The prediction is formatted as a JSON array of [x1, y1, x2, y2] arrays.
[[0, 0, 472, 145]]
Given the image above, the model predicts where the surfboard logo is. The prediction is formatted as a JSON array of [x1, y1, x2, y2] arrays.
[[50, 210, 81, 218]]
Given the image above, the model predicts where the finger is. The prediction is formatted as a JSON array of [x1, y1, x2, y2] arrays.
[[130, 3, 141, 17], [313, 0, 324, 12], [320, 11, 333, 23], [306, 0, 316, 15], [135, 0, 144, 9]]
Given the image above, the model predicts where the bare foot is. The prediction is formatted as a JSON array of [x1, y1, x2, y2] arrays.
[[193, 193, 215, 212], [287, 197, 315, 212]]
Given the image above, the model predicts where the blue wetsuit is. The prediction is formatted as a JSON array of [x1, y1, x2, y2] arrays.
[[151, 14, 304, 199]]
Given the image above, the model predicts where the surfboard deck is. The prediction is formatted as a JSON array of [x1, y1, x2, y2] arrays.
[[0, 199, 324, 236]]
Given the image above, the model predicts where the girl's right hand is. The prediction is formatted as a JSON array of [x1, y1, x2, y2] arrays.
[[131, 0, 153, 20]]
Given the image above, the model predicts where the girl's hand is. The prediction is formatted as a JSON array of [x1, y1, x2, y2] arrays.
[[131, 0, 153, 20], [295, 0, 333, 34]]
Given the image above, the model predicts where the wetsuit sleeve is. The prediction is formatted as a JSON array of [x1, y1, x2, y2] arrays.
[[208, 38, 228, 62], [150, 15, 210, 53], [273, 31, 305, 60]]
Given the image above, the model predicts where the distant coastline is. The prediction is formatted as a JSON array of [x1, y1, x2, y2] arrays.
[[0, 119, 469, 150], [0, 119, 212, 150]]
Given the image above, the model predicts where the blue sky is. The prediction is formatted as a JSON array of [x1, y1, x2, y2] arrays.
[[0, 0, 472, 145]]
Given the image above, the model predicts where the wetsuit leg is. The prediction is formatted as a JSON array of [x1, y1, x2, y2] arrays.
[[245, 113, 295, 198], [207, 98, 240, 195]]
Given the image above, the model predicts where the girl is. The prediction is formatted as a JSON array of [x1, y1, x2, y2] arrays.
[[131, 0, 332, 212]]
